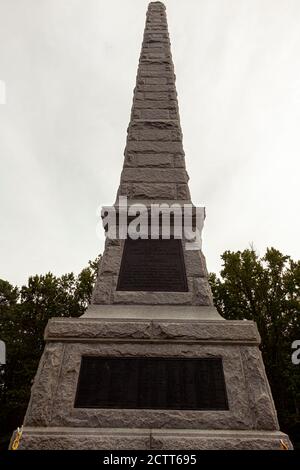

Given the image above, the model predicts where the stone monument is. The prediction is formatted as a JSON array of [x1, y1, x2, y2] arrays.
[[20, 2, 292, 449]]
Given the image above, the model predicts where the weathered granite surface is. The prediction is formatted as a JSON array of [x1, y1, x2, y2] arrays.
[[19, 427, 150, 450], [45, 317, 260, 344], [23, 319, 278, 433], [19, 427, 293, 450], [115, 0, 189, 202]]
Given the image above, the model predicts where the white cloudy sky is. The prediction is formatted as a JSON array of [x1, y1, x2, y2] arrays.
[[0, 0, 300, 287]]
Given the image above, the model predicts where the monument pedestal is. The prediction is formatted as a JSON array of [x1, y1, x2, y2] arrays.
[[20, 307, 292, 450]]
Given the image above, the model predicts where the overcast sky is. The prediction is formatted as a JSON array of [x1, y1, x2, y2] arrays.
[[0, 0, 300, 287]]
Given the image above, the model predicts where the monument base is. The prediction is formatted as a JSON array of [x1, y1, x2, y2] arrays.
[[19, 307, 293, 450], [19, 427, 290, 450]]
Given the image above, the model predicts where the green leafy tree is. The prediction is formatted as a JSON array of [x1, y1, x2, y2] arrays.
[[209, 247, 300, 448], [0, 257, 100, 449]]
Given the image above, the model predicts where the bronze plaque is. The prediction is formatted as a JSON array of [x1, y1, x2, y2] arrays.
[[117, 238, 188, 292], [74, 357, 228, 410]]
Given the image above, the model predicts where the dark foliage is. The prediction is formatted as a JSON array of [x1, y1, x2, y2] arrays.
[[0, 257, 100, 450], [209, 248, 300, 448]]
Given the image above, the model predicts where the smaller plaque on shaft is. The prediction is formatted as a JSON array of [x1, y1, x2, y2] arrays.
[[117, 238, 188, 292]]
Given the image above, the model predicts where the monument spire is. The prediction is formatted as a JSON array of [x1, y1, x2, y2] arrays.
[[90, 0, 214, 306], [119, 1, 190, 202]]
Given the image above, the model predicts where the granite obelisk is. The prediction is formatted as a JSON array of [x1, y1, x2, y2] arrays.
[[20, 2, 292, 449]]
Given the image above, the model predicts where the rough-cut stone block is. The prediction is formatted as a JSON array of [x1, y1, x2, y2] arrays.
[[143, 40, 170, 48], [174, 154, 186, 167], [149, 3, 165, 10], [151, 320, 260, 343], [143, 38, 170, 46], [139, 71, 174, 78], [121, 182, 176, 199], [143, 53, 169, 60], [143, 92, 177, 100], [126, 141, 184, 153], [137, 84, 176, 92], [136, 90, 175, 100], [139, 64, 171, 72], [142, 42, 170, 49], [144, 29, 168, 35], [150, 430, 292, 450], [143, 32, 169, 38], [92, 275, 114, 304], [143, 26, 168, 31], [113, 290, 193, 305], [133, 109, 170, 119], [130, 119, 180, 130], [147, 23, 165, 27], [141, 47, 170, 55], [99, 246, 121, 275], [143, 39, 168, 45], [146, 16, 166, 21], [121, 168, 188, 183], [133, 99, 177, 109], [118, 182, 131, 197], [144, 31, 169, 38], [240, 346, 279, 430], [145, 27, 166, 30], [139, 52, 170, 63], [147, 14, 165, 18], [45, 318, 153, 341], [184, 250, 208, 277], [20, 428, 150, 450], [149, 9, 165, 13], [24, 343, 64, 426], [146, 91, 176, 100], [177, 183, 191, 199], [139, 77, 168, 85], [148, 11, 164, 16], [169, 109, 179, 119], [128, 129, 180, 141], [193, 278, 214, 306], [124, 153, 174, 168], [140, 53, 172, 61], [145, 27, 165, 32], [106, 237, 121, 247]]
